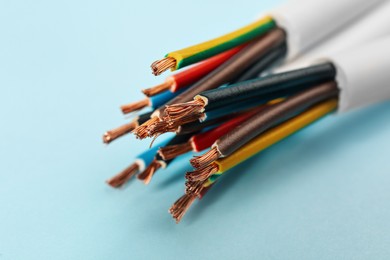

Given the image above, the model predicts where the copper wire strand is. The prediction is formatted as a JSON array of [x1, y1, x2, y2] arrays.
[[106, 163, 139, 188], [162, 112, 204, 130], [133, 117, 160, 139], [158, 141, 193, 160], [151, 57, 177, 76], [142, 80, 173, 97], [164, 99, 205, 121], [147, 120, 177, 137], [190, 146, 220, 169], [185, 163, 219, 182], [137, 159, 162, 185], [120, 98, 150, 114], [185, 180, 207, 196], [169, 193, 197, 223], [103, 121, 137, 144]]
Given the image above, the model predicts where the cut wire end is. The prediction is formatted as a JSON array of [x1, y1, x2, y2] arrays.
[[147, 120, 177, 138], [169, 193, 197, 223], [164, 99, 205, 122], [151, 57, 176, 76], [142, 80, 172, 97], [185, 163, 218, 182], [137, 159, 162, 185], [190, 146, 220, 169], [133, 117, 160, 139], [185, 179, 207, 196], [120, 98, 149, 114], [103, 121, 137, 144], [158, 141, 192, 161], [106, 163, 139, 188]]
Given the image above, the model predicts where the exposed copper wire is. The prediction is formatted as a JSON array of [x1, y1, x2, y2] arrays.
[[164, 99, 205, 121], [185, 163, 219, 182], [147, 120, 177, 137], [120, 98, 150, 114], [151, 57, 177, 76], [133, 117, 160, 139], [142, 80, 173, 97], [137, 159, 162, 185], [185, 180, 207, 196], [106, 163, 139, 188], [103, 121, 137, 144], [169, 193, 197, 223], [158, 141, 192, 161], [190, 146, 220, 169]]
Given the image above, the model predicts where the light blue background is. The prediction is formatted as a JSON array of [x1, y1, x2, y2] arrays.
[[1, 1, 390, 259]]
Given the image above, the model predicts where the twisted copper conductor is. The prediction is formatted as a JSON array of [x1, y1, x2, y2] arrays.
[[164, 99, 205, 122], [185, 179, 207, 196], [151, 57, 176, 76], [106, 163, 139, 188], [147, 120, 177, 137], [142, 80, 173, 97], [133, 117, 159, 139], [190, 146, 220, 169], [137, 159, 162, 185], [185, 163, 219, 182], [120, 98, 150, 114], [103, 121, 137, 144], [158, 141, 192, 161], [169, 193, 197, 223]]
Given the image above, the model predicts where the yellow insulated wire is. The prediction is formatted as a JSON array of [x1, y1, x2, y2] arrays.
[[203, 99, 338, 187], [167, 16, 275, 70]]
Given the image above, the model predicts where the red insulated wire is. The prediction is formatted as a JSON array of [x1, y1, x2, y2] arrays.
[[191, 105, 266, 152], [169, 44, 247, 92]]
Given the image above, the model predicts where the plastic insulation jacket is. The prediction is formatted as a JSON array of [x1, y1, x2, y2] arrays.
[[198, 63, 336, 111], [169, 45, 246, 93], [205, 99, 338, 186], [230, 42, 287, 84], [153, 29, 286, 118], [327, 36, 390, 113], [268, 0, 385, 59], [149, 88, 185, 108], [166, 16, 276, 70], [192, 105, 266, 152], [136, 111, 153, 125], [135, 138, 171, 171], [155, 133, 195, 167], [176, 117, 225, 135], [215, 82, 339, 157], [274, 1, 390, 73]]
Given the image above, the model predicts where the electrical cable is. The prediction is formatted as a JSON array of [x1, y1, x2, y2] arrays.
[[142, 45, 247, 97], [169, 98, 337, 222], [134, 29, 286, 139], [151, 16, 276, 74], [163, 62, 336, 125], [190, 81, 339, 170], [106, 138, 171, 187], [158, 105, 267, 161], [137, 133, 195, 184], [102, 111, 152, 144]]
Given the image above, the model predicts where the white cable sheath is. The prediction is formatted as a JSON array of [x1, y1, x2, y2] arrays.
[[274, 0, 390, 73], [328, 37, 390, 113], [268, 0, 385, 59]]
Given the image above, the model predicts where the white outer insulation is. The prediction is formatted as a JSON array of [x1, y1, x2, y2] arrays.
[[328, 37, 390, 113], [268, 0, 385, 59], [275, 1, 390, 73]]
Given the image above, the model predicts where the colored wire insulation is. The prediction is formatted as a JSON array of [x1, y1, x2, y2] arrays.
[[106, 138, 170, 187], [203, 99, 338, 187], [102, 111, 152, 144], [142, 45, 247, 97], [163, 63, 336, 124], [137, 133, 195, 184], [134, 29, 286, 139], [190, 81, 339, 170], [151, 16, 276, 74], [229, 42, 287, 84], [158, 105, 267, 161]]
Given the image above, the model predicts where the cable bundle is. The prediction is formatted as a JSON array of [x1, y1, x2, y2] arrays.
[[103, 1, 390, 223]]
